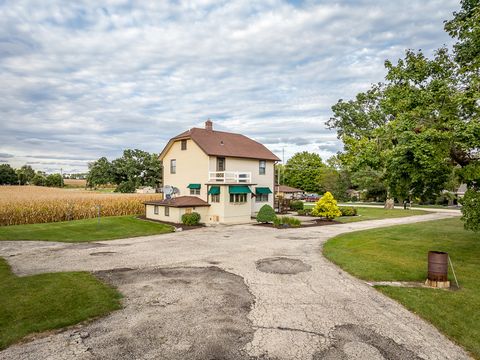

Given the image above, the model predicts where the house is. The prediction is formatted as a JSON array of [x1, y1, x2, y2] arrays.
[[145, 120, 280, 224], [274, 184, 304, 199]]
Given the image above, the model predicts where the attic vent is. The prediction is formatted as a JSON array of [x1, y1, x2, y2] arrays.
[[220, 140, 224, 145]]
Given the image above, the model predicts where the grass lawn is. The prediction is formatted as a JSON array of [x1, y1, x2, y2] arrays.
[[0, 216, 174, 242], [302, 205, 429, 222], [0, 258, 121, 349], [323, 218, 480, 358]]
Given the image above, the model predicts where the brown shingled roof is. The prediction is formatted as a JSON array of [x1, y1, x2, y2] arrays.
[[275, 185, 304, 193], [144, 196, 210, 208], [161, 126, 280, 161]]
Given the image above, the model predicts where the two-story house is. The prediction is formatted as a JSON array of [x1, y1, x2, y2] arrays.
[[145, 120, 280, 224]]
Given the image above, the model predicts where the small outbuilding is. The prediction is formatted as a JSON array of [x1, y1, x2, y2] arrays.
[[145, 196, 210, 224]]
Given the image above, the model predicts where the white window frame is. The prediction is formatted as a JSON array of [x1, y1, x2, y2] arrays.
[[229, 194, 247, 203], [255, 194, 269, 202], [259, 160, 266, 175], [190, 188, 201, 195]]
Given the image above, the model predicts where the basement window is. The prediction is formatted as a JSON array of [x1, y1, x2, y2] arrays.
[[154, 205, 159, 214], [164, 206, 169, 216]]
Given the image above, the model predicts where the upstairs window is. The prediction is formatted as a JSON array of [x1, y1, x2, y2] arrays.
[[217, 157, 226, 171], [170, 159, 176, 174], [181, 139, 187, 150], [259, 160, 266, 175]]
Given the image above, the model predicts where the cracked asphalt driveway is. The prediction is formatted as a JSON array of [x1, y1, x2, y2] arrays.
[[0, 211, 472, 360]]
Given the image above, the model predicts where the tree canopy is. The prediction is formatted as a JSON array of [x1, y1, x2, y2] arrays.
[[87, 149, 162, 193], [327, 0, 479, 229], [282, 151, 325, 193]]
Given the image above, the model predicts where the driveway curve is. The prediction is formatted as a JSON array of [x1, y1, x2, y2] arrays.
[[0, 211, 471, 360]]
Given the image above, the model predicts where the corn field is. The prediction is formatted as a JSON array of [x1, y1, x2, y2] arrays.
[[0, 186, 163, 226]]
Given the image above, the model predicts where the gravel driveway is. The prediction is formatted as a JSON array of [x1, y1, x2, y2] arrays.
[[0, 211, 471, 360]]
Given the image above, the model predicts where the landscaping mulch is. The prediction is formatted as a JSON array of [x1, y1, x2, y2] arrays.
[[254, 219, 341, 229]]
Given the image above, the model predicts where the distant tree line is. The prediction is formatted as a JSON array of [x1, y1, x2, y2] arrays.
[[0, 164, 64, 187], [86, 149, 162, 193]]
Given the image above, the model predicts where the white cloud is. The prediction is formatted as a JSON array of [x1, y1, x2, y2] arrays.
[[0, 0, 459, 172]]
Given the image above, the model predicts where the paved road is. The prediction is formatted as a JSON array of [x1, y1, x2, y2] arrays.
[[0, 211, 471, 360]]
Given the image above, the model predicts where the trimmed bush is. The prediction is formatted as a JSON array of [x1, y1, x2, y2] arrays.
[[297, 209, 311, 216], [181, 212, 201, 225], [273, 216, 301, 228], [311, 192, 342, 220], [339, 206, 357, 216], [290, 200, 304, 211], [256, 205, 277, 223]]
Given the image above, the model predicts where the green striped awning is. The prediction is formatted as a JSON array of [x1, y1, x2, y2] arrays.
[[187, 183, 201, 189], [229, 185, 252, 194], [208, 186, 220, 195], [256, 187, 272, 194]]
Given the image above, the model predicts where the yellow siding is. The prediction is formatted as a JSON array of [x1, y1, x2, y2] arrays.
[[163, 139, 210, 201]]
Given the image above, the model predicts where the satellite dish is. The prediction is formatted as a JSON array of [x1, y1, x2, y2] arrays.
[[162, 185, 174, 195]]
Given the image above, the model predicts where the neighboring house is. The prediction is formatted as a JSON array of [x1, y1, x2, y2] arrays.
[[145, 120, 280, 224], [274, 184, 304, 199], [455, 184, 467, 198]]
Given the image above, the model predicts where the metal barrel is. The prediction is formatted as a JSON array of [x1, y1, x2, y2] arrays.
[[428, 251, 448, 281]]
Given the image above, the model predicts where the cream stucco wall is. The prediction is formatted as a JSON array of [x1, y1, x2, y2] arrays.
[[205, 184, 252, 224], [145, 204, 210, 224], [161, 138, 275, 224], [163, 139, 210, 201], [208, 156, 275, 213]]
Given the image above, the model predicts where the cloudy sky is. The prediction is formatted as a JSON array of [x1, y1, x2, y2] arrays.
[[0, 0, 459, 173]]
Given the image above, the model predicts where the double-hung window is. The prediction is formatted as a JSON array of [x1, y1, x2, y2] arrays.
[[259, 160, 266, 175], [170, 159, 176, 174], [255, 194, 268, 202], [181, 140, 187, 150]]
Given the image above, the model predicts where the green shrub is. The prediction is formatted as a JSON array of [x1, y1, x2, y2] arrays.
[[297, 209, 311, 216], [181, 212, 201, 225], [311, 192, 342, 220], [273, 216, 301, 228], [256, 205, 277, 223], [290, 200, 304, 211], [339, 206, 357, 216]]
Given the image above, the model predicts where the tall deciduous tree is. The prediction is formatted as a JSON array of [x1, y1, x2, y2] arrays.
[[0, 164, 18, 185], [86, 157, 113, 188], [87, 150, 163, 193], [16, 165, 35, 185], [328, 1, 479, 230], [283, 152, 325, 193]]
